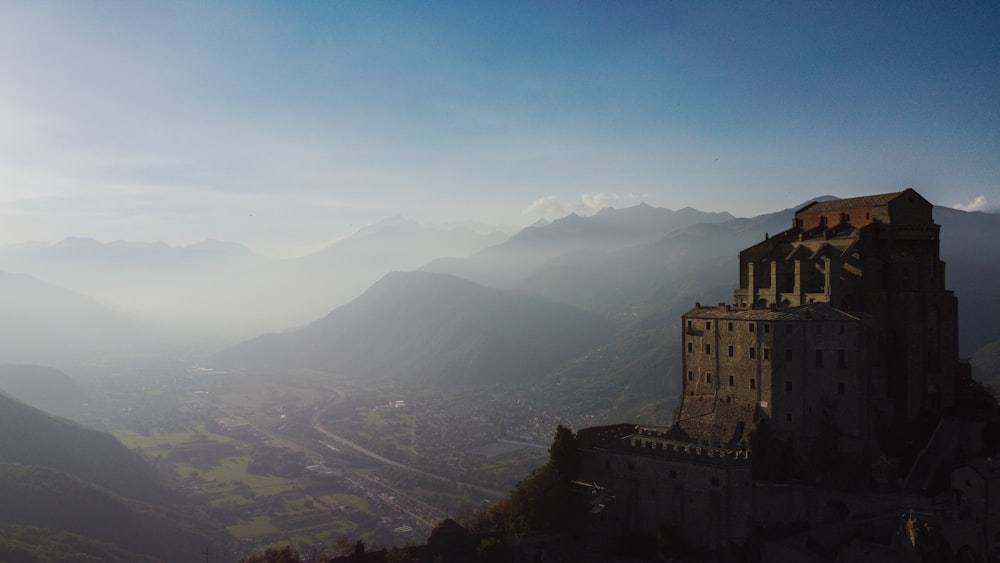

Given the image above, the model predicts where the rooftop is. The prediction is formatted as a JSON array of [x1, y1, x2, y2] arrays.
[[684, 301, 865, 322], [796, 190, 908, 215]]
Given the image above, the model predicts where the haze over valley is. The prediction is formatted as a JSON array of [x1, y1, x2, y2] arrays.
[[2, 3, 999, 561]]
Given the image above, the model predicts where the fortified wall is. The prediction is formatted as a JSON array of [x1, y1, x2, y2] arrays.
[[577, 424, 752, 550]]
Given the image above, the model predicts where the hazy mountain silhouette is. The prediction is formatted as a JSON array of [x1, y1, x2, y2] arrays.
[[210, 271, 616, 387], [0, 272, 159, 367], [0, 365, 85, 418], [190, 218, 508, 334], [421, 204, 734, 288], [0, 237, 264, 325]]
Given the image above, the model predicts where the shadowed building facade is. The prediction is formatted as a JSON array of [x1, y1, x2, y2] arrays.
[[576, 189, 981, 555], [675, 189, 960, 449]]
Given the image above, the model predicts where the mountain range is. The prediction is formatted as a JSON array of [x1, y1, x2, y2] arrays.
[[211, 201, 1000, 423], [2, 199, 998, 419]]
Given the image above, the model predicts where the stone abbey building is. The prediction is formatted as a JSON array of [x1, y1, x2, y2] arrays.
[[576, 189, 988, 557], [675, 189, 961, 451]]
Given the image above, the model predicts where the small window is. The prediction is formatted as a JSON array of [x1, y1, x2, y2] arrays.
[[706, 321, 712, 330], [786, 323, 793, 334], [688, 342, 693, 353], [728, 345, 734, 357], [838, 383, 845, 395], [711, 476, 720, 487], [815, 350, 823, 368], [705, 343, 712, 355], [728, 322, 734, 331], [785, 381, 793, 392], [749, 378, 756, 390], [839, 324, 845, 335], [785, 413, 793, 422], [728, 375, 734, 386], [687, 320, 692, 329], [749, 323, 756, 333], [749, 347, 756, 359], [838, 349, 846, 368], [763, 348, 770, 360], [816, 324, 823, 335], [668, 470, 677, 479], [688, 371, 694, 381], [628, 463, 636, 472], [785, 349, 793, 361], [763, 324, 770, 333], [705, 373, 712, 383], [651, 487, 657, 497]]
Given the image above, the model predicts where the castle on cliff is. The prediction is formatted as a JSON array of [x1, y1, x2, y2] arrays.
[[576, 189, 996, 561]]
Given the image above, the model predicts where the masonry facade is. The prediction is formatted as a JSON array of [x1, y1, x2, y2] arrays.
[[575, 189, 975, 554], [674, 188, 959, 449], [677, 302, 872, 451]]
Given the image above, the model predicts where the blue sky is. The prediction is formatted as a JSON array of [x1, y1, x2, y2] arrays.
[[1, 2, 997, 255]]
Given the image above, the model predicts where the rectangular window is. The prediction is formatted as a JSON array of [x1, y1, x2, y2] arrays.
[[763, 348, 770, 360], [785, 413, 793, 422], [763, 324, 770, 333], [786, 323, 793, 334], [816, 324, 823, 335], [705, 373, 712, 383], [688, 342, 693, 353], [839, 324, 845, 335], [749, 347, 756, 359], [728, 345, 734, 357], [815, 349, 823, 368], [728, 322, 733, 331], [705, 343, 712, 354], [688, 371, 694, 381], [838, 383, 845, 395], [749, 378, 756, 390], [785, 349, 793, 361], [706, 321, 712, 330], [728, 375, 734, 386], [838, 349, 846, 368], [687, 320, 692, 329], [785, 381, 793, 392], [749, 323, 756, 333]]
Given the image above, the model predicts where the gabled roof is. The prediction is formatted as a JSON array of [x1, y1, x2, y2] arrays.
[[796, 189, 921, 215]]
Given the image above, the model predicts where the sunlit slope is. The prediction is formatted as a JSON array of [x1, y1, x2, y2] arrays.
[[210, 271, 617, 386]]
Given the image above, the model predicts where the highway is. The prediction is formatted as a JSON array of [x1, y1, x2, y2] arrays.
[[310, 400, 506, 499]]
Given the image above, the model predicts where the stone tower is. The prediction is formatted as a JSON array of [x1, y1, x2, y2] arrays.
[[675, 189, 959, 449]]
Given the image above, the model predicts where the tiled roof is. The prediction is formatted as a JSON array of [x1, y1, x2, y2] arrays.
[[796, 190, 907, 214], [684, 301, 864, 322]]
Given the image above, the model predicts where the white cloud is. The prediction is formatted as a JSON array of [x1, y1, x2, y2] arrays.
[[524, 192, 652, 221], [954, 195, 989, 212], [578, 192, 646, 213], [523, 196, 567, 220]]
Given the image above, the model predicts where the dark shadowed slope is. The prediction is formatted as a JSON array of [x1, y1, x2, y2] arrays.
[[0, 394, 224, 562], [210, 271, 617, 387], [0, 393, 167, 504]]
